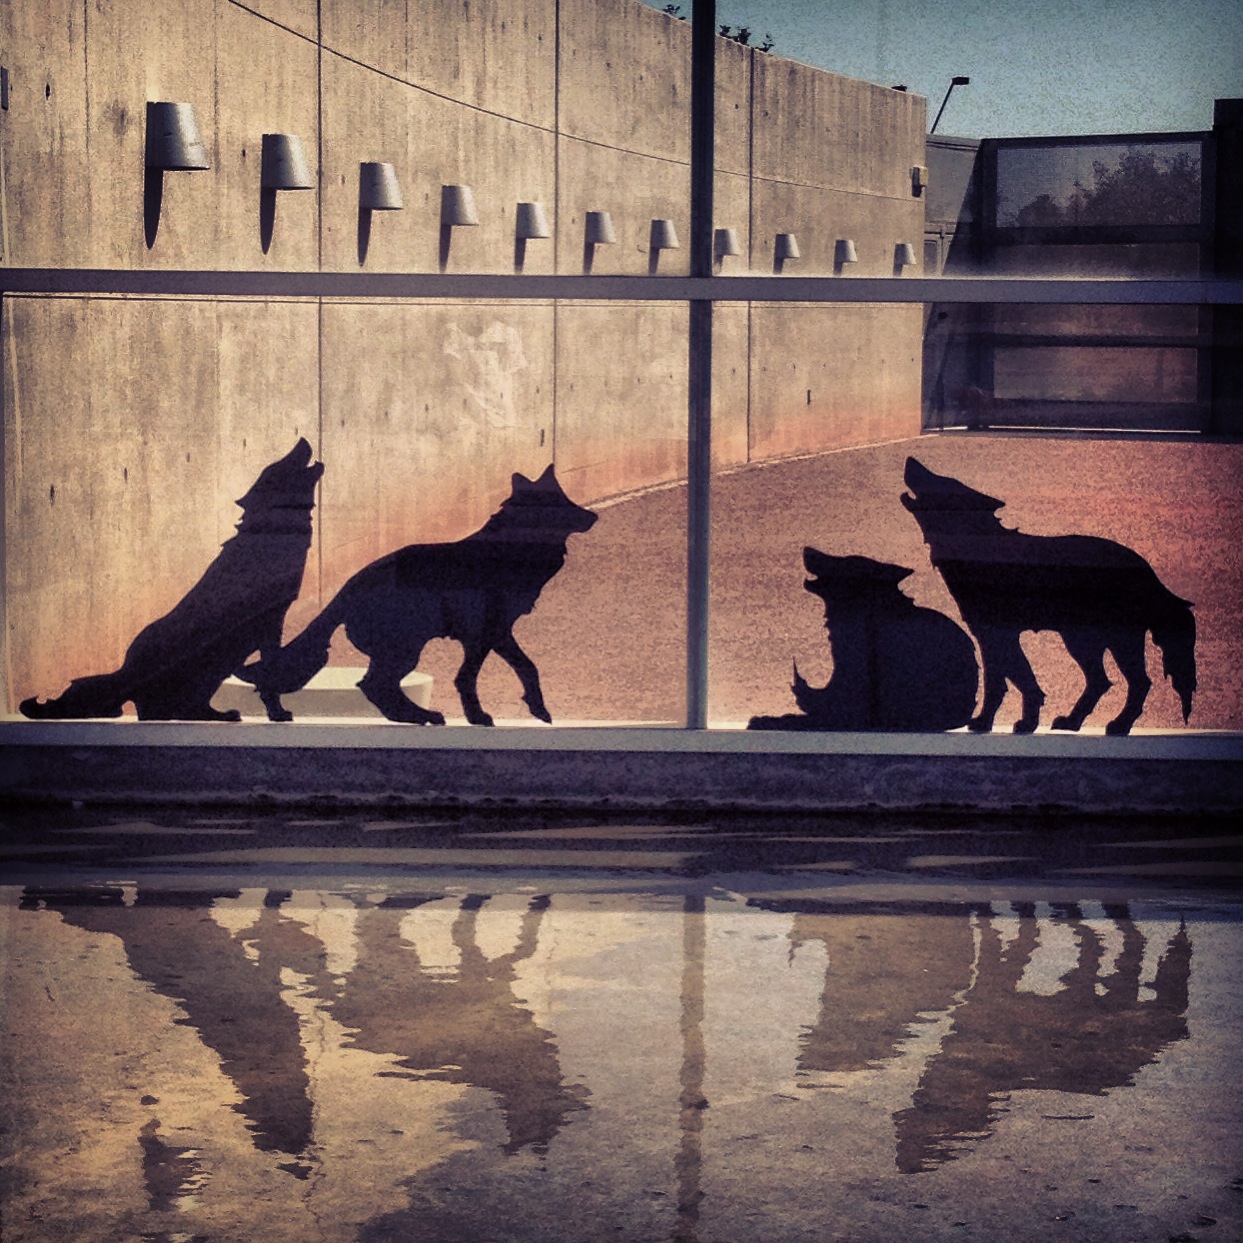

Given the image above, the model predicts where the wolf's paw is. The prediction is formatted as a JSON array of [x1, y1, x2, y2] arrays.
[[1012, 717, 1038, 734], [967, 715, 994, 733], [266, 707, 294, 723], [1104, 718, 1134, 737], [466, 711, 495, 727], [528, 703, 553, 724], [1050, 714, 1080, 732]]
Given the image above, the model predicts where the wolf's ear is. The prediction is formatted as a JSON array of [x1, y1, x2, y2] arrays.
[[536, 463, 557, 483], [511, 472, 533, 491]]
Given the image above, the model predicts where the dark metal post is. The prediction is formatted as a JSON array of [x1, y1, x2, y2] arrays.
[[687, 0, 715, 728]]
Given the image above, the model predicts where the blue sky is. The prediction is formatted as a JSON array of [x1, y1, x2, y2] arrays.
[[654, 0, 1242, 137]]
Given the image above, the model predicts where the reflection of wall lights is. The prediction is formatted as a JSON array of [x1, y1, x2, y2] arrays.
[[714, 228, 741, 259], [585, 211, 617, 245], [649, 219, 680, 250], [261, 134, 313, 190], [145, 102, 210, 170], [360, 162, 403, 210], [441, 184, 479, 226], [516, 201, 550, 239], [835, 238, 859, 266], [894, 241, 917, 269]]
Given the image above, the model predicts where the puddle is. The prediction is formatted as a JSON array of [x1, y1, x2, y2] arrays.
[[3, 869, 1241, 1242]]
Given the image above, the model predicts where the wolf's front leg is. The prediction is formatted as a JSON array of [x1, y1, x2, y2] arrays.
[[453, 645, 495, 726], [492, 634, 552, 723]]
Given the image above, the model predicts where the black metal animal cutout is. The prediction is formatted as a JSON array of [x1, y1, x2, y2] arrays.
[[901, 456, 1196, 735], [21, 439, 323, 722], [748, 547, 979, 732], [241, 465, 597, 725]]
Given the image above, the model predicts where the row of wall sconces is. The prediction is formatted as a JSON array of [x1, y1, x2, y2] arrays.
[[145, 103, 919, 273]]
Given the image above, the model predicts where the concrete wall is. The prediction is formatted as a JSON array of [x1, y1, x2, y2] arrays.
[[1, 0, 926, 709]]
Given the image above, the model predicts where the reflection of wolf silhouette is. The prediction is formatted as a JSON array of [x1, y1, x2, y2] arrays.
[[895, 904, 1191, 1173], [242, 465, 596, 725], [20, 439, 323, 722], [24, 886, 323, 1164], [901, 456, 1196, 735], [323, 894, 588, 1154], [748, 547, 978, 731]]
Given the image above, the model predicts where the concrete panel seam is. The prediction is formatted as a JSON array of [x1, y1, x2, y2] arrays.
[[320, 45, 557, 138]]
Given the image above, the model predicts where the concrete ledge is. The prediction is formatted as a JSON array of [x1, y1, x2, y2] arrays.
[[2, 720, 1241, 814]]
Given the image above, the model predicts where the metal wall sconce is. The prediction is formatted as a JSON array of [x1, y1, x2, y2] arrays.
[[439, 184, 479, 271], [650, 219, 680, 250], [773, 232, 800, 273], [834, 238, 858, 274], [911, 164, 928, 197], [893, 241, 917, 275], [259, 134, 313, 254], [714, 227, 741, 273], [357, 162, 403, 266], [585, 211, 617, 245], [441, 184, 479, 227], [516, 201, 550, 239], [144, 101, 209, 250], [360, 162, 403, 210], [261, 134, 313, 190], [583, 210, 616, 272], [145, 101, 210, 170], [514, 201, 550, 271], [648, 218, 679, 273]]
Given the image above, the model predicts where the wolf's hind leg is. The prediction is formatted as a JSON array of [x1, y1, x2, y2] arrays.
[[492, 634, 552, 723], [1052, 632, 1112, 731], [1103, 630, 1151, 736], [358, 658, 445, 725]]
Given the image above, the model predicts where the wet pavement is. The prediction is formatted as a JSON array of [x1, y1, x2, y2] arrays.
[[2, 806, 1241, 1242]]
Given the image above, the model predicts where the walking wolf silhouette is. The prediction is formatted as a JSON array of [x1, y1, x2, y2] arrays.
[[748, 547, 979, 731], [240, 465, 597, 725], [20, 439, 323, 722], [901, 456, 1196, 735]]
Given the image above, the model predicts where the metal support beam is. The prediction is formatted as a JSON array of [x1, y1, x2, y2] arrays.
[[686, 0, 715, 729]]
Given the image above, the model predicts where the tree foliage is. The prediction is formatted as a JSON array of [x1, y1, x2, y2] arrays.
[[662, 5, 775, 52], [1012, 148, 1201, 229]]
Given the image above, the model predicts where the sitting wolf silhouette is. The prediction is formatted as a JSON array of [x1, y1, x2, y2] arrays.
[[901, 456, 1196, 735], [21, 439, 323, 722], [748, 547, 979, 731], [240, 465, 597, 725]]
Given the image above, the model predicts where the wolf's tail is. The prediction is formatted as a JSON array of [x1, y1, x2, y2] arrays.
[[20, 671, 129, 719], [238, 596, 347, 695], [1150, 592, 1197, 723]]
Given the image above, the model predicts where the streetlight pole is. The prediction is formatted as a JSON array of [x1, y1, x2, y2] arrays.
[[930, 75, 970, 134]]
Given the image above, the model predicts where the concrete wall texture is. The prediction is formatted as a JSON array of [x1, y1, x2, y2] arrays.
[[0, 0, 927, 709]]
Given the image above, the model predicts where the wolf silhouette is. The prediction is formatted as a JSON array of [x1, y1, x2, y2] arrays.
[[901, 456, 1196, 735], [241, 465, 597, 725], [748, 547, 979, 731], [21, 439, 323, 722]]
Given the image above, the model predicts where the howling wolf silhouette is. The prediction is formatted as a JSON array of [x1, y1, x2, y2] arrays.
[[748, 547, 979, 731], [901, 456, 1196, 735], [241, 465, 596, 725], [21, 439, 323, 722]]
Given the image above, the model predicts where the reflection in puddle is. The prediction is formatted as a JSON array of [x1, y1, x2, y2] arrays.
[[4, 885, 1239, 1241]]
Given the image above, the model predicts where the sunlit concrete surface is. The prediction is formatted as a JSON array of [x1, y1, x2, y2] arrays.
[[1, 807, 1241, 1242]]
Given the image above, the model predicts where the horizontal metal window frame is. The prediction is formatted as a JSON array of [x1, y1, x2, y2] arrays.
[[3, 268, 1242, 305]]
